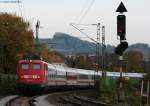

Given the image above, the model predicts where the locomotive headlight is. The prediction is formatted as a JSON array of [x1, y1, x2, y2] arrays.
[[32, 75, 40, 79], [29, 60, 32, 62], [37, 75, 40, 78], [20, 75, 24, 78], [20, 75, 29, 78], [32, 75, 37, 79], [24, 75, 29, 78]]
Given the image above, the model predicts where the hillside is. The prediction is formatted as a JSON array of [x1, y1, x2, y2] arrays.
[[40, 32, 114, 54], [39, 32, 150, 58]]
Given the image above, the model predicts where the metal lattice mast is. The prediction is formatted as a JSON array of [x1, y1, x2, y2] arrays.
[[96, 23, 100, 73], [102, 26, 106, 77]]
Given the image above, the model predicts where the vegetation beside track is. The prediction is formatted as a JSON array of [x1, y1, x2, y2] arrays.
[[98, 77, 141, 105], [0, 74, 17, 97]]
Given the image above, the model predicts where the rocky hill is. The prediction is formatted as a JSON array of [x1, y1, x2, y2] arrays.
[[40, 32, 114, 54], [39, 32, 150, 58]]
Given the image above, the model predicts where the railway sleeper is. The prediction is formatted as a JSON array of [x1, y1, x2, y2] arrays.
[[60, 95, 98, 106], [74, 95, 115, 106]]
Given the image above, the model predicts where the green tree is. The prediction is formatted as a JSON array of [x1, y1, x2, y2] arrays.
[[0, 13, 34, 73]]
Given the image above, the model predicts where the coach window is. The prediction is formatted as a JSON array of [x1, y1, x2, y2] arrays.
[[91, 75, 95, 80], [79, 74, 88, 79], [32, 63, 41, 70], [21, 63, 29, 70]]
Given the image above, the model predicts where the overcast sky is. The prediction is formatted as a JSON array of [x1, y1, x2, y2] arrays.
[[0, 0, 150, 46]]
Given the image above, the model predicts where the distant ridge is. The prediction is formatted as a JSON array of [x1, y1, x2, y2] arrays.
[[39, 32, 150, 58], [40, 32, 115, 55]]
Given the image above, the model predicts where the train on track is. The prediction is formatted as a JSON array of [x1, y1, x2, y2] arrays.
[[16, 57, 145, 93], [17, 59, 96, 93]]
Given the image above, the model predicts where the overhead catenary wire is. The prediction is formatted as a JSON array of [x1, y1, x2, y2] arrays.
[[67, 0, 91, 35], [78, 0, 95, 23], [74, 0, 88, 23], [70, 23, 97, 43], [68, 0, 96, 37]]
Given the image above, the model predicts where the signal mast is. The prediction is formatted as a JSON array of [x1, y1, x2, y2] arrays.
[[115, 2, 128, 104]]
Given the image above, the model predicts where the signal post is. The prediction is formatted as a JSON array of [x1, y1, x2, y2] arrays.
[[115, 2, 128, 105]]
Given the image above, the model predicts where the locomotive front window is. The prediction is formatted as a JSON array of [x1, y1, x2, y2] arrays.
[[32, 64, 41, 70], [21, 63, 29, 70]]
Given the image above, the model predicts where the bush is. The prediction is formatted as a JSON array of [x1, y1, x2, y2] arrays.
[[0, 74, 17, 96]]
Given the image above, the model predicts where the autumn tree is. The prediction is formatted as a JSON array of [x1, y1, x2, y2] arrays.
[[124, 50, 144, 72], [68, 56, 94, 70], [105, 53, 119, 71], [0, 13, 34, 74]]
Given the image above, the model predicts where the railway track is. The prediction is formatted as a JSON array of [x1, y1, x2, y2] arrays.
[[5, 95, 37, 106], [74, 95, 114, 106], [4, 89, 115, 106], [60, 94, 114, 106]]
